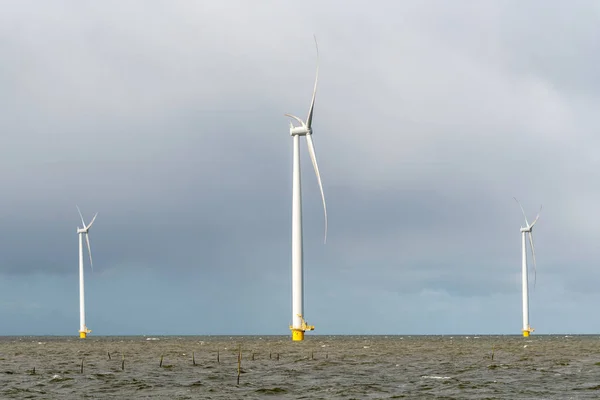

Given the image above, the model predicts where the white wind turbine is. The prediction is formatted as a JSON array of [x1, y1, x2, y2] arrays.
[[76, 206, 97, 339], [284, 36, 327, 342], [514, 198, 541, 337]]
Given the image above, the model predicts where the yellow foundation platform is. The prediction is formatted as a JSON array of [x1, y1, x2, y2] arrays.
[[289, 314, 314, 341], [292, 329, 304, 341], [522, 326, 534, 337], [79, 327, 91, 339]]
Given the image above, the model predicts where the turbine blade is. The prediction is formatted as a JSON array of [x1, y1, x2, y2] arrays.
[[85, 233, 94, 272], [76, 205, 86, 229], [529, 205, 542, 228], [306, 134, 328, 243], [513, 197, 530, 227], [284, 113, 306, 128], [86, 212, 98, 230], [306, 35, 319, 129], [528, 232, 537, 289]]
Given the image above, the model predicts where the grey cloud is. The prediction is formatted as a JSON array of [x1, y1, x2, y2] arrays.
[[0, 0, 599, 334]]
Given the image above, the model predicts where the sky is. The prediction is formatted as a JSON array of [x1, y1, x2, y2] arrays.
[[1, 0, 599, 336]]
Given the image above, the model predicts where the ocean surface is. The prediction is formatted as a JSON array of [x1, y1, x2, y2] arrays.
[[1, 335, 600, 399]]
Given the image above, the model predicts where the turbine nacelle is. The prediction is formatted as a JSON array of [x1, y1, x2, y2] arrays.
[[286, 114, 311, 136], [290, 126, 310, 136], [519, 216, 539, 233]]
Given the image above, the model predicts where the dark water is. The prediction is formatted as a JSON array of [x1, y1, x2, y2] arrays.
[[1, 335, 600, 399]]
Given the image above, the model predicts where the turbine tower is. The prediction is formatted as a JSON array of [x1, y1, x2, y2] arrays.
[[284, 36, 327, 342], [514, 198, 541, 337], [76, 206, 97, 339]]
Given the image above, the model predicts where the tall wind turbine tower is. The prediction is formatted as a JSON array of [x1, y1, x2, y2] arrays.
[[514, 198, 541, 337], [284, 36, 328, 342], [76, 206, 98, 339]]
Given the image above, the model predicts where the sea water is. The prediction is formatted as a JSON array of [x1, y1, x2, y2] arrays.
[[0, 335, 599, 399]]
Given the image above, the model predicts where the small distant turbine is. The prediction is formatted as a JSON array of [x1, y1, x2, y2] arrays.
[[514, 198, 541, 337], [76, 206, 97, 339], [284, 36, 327, 342]]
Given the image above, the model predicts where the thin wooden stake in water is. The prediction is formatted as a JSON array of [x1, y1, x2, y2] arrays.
[[237, 345, 242, 385], [311, 351, 314, 360], [252, 351, 255, 361], [80, 358, 84, 374], [491, 345, 495, 361], [269, 352, 272, 359], [193, 351, 196, 366], [217, 349, 220, 364], [326, 352, 328, 359], [32, 366, 36, 375], [276, 353, 280, 361], [160, 355, 164, 367], [121, 354, 125, 371]]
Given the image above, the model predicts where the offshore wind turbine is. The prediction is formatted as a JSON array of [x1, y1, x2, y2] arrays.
[[514, 198, 541, 337], [284, 36, 327, 342], [76, 206, 97, 339]]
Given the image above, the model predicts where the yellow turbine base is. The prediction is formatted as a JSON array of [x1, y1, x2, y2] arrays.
[[292, 329, 304, 341], [289, 314, 314, 341], [79, 327, 91, 339], [522, 326, 534, 337]]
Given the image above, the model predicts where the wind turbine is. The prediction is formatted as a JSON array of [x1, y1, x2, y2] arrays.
[[76, 206, 97, 339], [514, 198, 541, 337], [284, 36, 327, 342]]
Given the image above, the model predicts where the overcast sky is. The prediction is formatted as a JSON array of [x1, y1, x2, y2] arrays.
[[1, 0, 599, 336]]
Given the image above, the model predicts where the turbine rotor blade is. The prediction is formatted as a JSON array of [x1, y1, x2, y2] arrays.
[[529, 205, 542, 228], [513, 197, 530, 227], [306, 134, 328, 243], [306, 35, 319, 130], [528, 232, 537, 289], [76, 205, 86, 229], [85, 233, 94, 272], [86, 212, 98, 231], [284, 114, 306, 128]]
